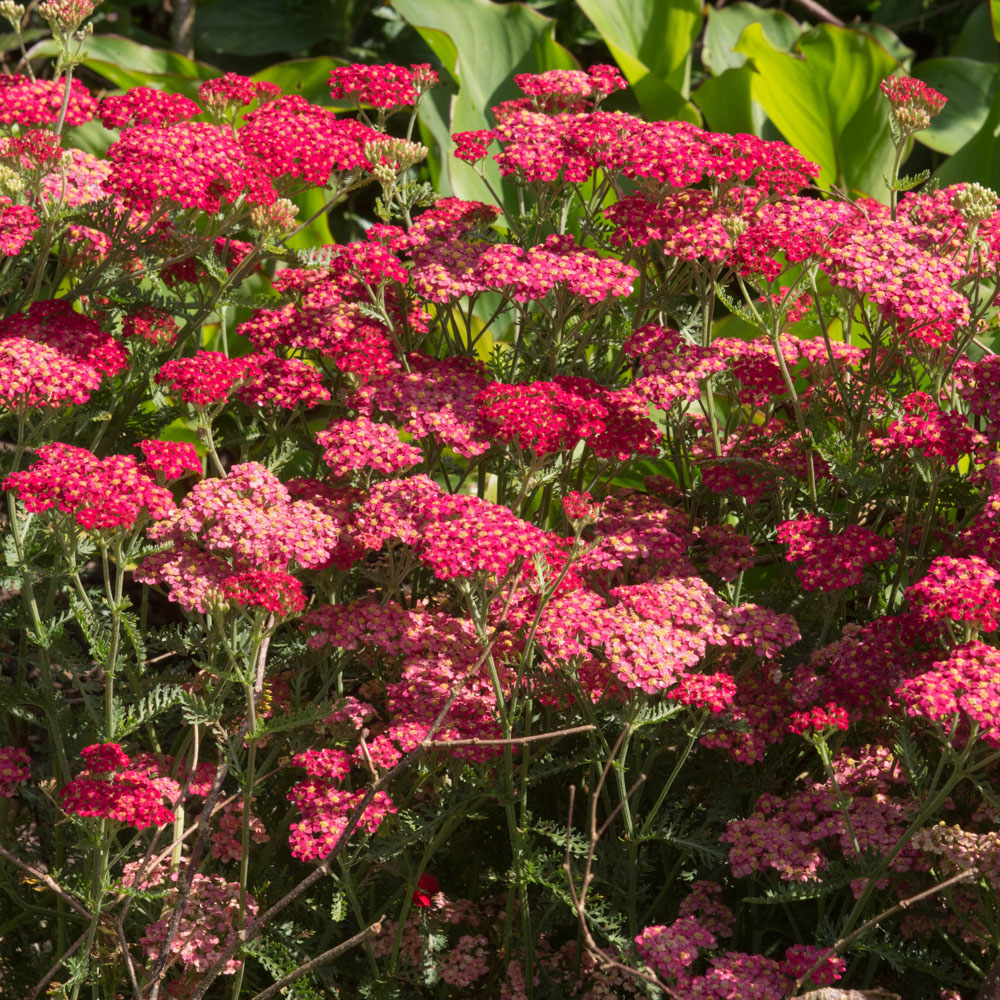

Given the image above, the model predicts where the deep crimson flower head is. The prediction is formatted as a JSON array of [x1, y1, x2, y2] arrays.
[[0, 299, 128, 376], [781, 945, 845, 988], [80, 743, 130, 773], [412, 873, 440, 907], [4, 443, 175, 530], [0, 74, 96, 127], [776, 515, 895, 592], [476, 380, 608, 456], [220, 570, 307, 616], [155, 351, 259, 406], [587, 64, 628, 96], [329, 63, 428, 108], [60, 770, 174, 828], [139, 440, 201, 480], [787, 703, 850, 735], [452, 129, 496, 163], [874, 391, 982, 465], [98, 87, 200, 129], [239, 96, 379, 187], [563, 491, 602, 522], [105, 122, 276, 213], [121, 307, 179, 348]]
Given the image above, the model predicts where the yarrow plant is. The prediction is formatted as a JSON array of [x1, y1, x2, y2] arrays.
[[1, 13, 1000, 1000]]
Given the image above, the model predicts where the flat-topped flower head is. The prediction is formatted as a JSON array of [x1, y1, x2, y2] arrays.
[[0, 299, 127, 376], [140, 874, 257, 974], [137, 463, 350, 612], [316, 417, 421, 478], [239, 96, 379, 188], [0, 199, 38, 256], [0, 338, 103, 411], [0, 746, 29, 796], [155, 351, 259, 407], [512, 67, 626, 112], [776, 515, 896, 592], [61, 750, 174, 829], [0, 74, 96, 126], [220, 569, 306, 616], [98, 87, 199, 129], [329, 62, 436, 108], [105, 121, 276, 213], [80, 743, 129, 773], [907, 555, 1000, 634], [4, 443, 175, 530], [476, 380, 607, 456], [138, 440, 201, 480]]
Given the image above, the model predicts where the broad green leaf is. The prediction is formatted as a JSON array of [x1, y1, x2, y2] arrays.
[[692, 67, 761, 135], [80, 34, 219, 79], [990, 1, 1000, 43], [63, 119, 118, 156], [913, 57, 1000, 155], [934, 87, 1000, 189], [392, 0, 576, 206], [253, 57, 347, 105], [285, 187, 336, 250], [38, 35, 220, 97], [574, 0, 702, 118], [860, 24, 914, 69], [702, 2, 801, 75], [952, 2, 1000, 61], [736, 23, 899, 198], [194, 0, 342, 57], [0, 27, 46, 54]]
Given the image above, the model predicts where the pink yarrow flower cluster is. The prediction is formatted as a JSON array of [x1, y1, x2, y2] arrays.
[[0, 746, 29, 796]]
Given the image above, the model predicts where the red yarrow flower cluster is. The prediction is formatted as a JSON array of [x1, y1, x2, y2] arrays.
[[198, 72, 279, 115], [0, 338, 103, 411], [0, 299, 128, 377], [105, 122, 276, 213], [0, 74, 96, 126], [80, 743, 130, 773], [874, 391, 983, 465], [777, 515, 896, 591], [0, 199, 39, 256], [139, 439, 201, 480], [155, 351, 258, 406], [329, 63, 437, 108], [61, 746, 174, 829], [897, 641, 1000, 745], [219, 569, 307, 616], [476, 380, 608, 456], [4, 443, 175, 530], [98, 87, 200, 129]]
